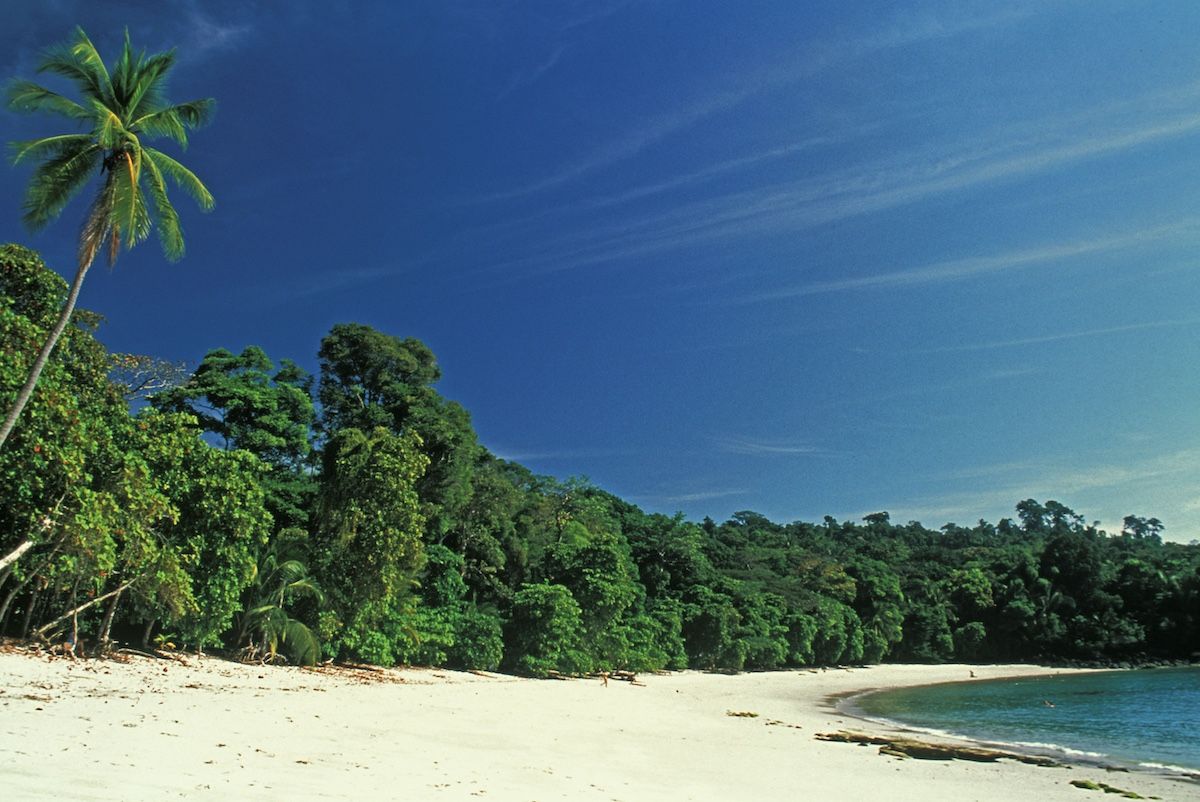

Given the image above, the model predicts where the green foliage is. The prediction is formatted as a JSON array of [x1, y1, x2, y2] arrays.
[[505, 583, 587, 676], [236, 528, 324, 665], [3, 260, 1198, 673], [153, 346, 316, 529], [317, 323, 480, 542], [313, 426, 428, 659], [447, 605, 505, 670], [132, 409, 272, 647], [682, 585, 743, 670]]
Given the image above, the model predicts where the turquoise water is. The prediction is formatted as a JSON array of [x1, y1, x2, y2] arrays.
[[853, 667, 1200, 775]]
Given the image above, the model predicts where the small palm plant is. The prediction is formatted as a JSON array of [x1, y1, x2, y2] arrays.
[[237, 529, 325, 666], [1, 27, 214, 450]]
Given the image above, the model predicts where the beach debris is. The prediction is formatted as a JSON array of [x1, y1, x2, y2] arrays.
[[764, 718, 802, 729], [726, 710, 760, 718], [815, 730, 1061, 767], [1068, 779, 1147, 798]]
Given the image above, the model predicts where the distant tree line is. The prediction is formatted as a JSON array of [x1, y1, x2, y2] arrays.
[[2, 245, 1198, 672]]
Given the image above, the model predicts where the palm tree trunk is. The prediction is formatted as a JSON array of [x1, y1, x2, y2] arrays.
[[0, 256, 94, 451]]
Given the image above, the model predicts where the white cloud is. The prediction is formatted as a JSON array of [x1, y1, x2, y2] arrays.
[[867, 448, 1200, 542], [715, 436, 825, 456], [469, 96, 1200, 285], [743, 220, 1200, 302], [495, 45, 567, 102], [480, 6, 1035, 201], [914, 318, 1200, 353]]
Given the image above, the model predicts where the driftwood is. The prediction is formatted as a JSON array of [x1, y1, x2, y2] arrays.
[[117, 646, 175, 661], [590, 670, 645, 685], [1069, 780, 1145, 798], [815, 730, 1061, 767]]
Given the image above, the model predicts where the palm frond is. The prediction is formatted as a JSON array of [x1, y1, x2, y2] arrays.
[[281, 619, 321, 665], [110, 29, 137, 108], [5, 80, 91, 120], [92, 98, 132, 150], [275, 559, 312, 585], [79, 171, 117, 269], [38, 28, 114, 106], [110, 149, 152, 254], [126, 51, 178, 120], [165, 98, 215, 129], [142, 151, 184, 260], [134, 99, 216, 148], [9, 134, 93, 165], [68, 27, 115, 105], [22, 142, 102, 230], [144, 147, 214, 211], [134, 107, 188, 148]]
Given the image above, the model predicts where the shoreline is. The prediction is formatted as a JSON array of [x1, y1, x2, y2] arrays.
[[1, 652, 1195, 801], [831, 669, 1200, 784]]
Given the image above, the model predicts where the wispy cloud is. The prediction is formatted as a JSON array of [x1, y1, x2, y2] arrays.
[[274, 266, 402, 302], [468, 94, 1200, 287], [557, 0, 635, 33], [871, 448, 1200, 539], [914, 317, 1200, 353], [495, 45, 567, 102], [488, 445, 633, 463], [741, 221, 1200, 302], [632, 487, 749, 505], [480, 6, 1034, 201], [177, 3, 254, 62], [715, 436, 826, 456]]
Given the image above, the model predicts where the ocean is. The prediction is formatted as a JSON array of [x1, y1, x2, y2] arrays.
[[850, 666, 1200, 776]]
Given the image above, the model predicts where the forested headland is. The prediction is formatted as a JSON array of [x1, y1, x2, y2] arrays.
[[2, 245, 1198, 673]]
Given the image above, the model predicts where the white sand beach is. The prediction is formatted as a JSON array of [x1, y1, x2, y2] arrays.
[[0, 650, 1192, 801]]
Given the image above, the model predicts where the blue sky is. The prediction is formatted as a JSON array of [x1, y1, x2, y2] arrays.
[[3, 1, 1200, 541]]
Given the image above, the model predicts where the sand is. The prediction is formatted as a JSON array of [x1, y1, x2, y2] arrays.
[[0, 650, 1193, 801]]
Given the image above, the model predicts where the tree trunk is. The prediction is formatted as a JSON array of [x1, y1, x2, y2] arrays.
[[0, 539, 35, 574], [33, 578, 136, 639], [0, 539, 65, 630], [0, 256, 94, 451], [20, 585, 41, 638], [0, 582, 19, 633], [97, 585, 124, 654], [141, 618, 155, 649]]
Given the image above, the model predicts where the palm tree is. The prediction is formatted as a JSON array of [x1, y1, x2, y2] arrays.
[[236, 530, 325, 666], [0, 27, 215, 450]]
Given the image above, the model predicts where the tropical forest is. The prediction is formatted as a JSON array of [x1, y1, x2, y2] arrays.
[[2, 29, 1199, 677]]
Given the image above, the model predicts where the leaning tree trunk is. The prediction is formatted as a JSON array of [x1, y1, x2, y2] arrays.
[[0, 539, 35, 574], [33, 578, 136, 639], [0, 256, 94, 451], [20, 585, 42, 638], [96, 585, 125, 654], [0, 537, 65, 628]]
